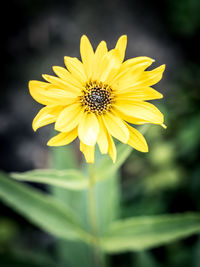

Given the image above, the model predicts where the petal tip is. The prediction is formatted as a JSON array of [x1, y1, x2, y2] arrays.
[[32, 123, 38, 132], [28, 80, 41, 91], [161, 123, 167, 129], [42, 74, 48, 81], [64, 56, 70, 63], [47, 139, 55, 146], [161, 64, 166, 72], [52, 66, 58, 72], [80, 35, 90, 45], [120, 34, 127, 40], [112, 157, 116, 163], [85, 158, 95, 164], [142, 144, 149, 153], [47, 140, 52, 146], [159, 92, 164, 99], [81, 34, 88, 39], [28, 80, 33, 88]]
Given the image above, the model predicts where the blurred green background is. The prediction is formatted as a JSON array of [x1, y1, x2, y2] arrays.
[[0, 0, 200, 266]]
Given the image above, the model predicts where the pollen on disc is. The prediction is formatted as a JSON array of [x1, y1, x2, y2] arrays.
[[81, 81, 113, 114]]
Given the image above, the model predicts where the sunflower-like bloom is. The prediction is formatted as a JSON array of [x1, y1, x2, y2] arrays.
[[29, 35, 166, 163]]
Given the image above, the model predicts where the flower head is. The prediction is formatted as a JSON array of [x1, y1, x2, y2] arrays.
[[29, 35, 166, 163]]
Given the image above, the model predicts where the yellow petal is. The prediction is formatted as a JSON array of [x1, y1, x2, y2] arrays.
[[64, 56, 87, 84], [112, 72, 141, 92], [29, 80, 76, 105], [97, 116, 108, 154], [115, 35, 127, 62], [78, 112, 99, 146], [133, 64, 166, 88], [107, 133, 117, 163], [95, 41, 108, 58], [102, 112, 129, 143], [116, 87, 163, 101], [125, 123, 148, 152], [80, 142, 95, 163], [29, 81, 50, 105], [42, 74, 82, 94], [111, 57, 154, 88], [55, 103, 84, 132], [99, 49, 122, 83], [47, 128, 77, 146], [121, 56, 154, 72], [92, 41, 108, 80], [114, 100, 164, 125], [32, 105, 63, 131], [52, 66, 83, 88], [80, 35, 94, 79], [111, 68, 141, 89], [116, 65, 165, 92], [114, 108, 150, 125]]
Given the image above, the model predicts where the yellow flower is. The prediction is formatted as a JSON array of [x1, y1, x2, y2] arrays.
[[29, 35, 166, 163]]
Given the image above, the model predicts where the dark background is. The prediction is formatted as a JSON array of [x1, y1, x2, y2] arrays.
[[0, 0, 200, 266]]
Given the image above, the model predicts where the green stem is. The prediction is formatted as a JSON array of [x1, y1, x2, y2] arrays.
[[88, 163, 105, 267]]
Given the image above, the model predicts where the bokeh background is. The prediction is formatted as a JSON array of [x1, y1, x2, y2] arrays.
[[0, 0, 200, 266]]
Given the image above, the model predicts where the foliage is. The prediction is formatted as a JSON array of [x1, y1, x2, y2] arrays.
[[1, 129, 200, 266]]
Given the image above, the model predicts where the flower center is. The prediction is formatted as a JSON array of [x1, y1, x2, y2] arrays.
[[80, 81, 113, 114]]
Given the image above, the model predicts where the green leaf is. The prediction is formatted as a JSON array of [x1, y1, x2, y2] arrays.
[[49, 145, 120, 266], [11, 169, 88, 191], [49, 145, 78, 170], [49, 145, 94, 267], [0, 171, 91, 243], [55, 240, 94, 267], [95, 168, 120, 235], [96, 143, 132, 182], [101, 213, 200, 253]]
